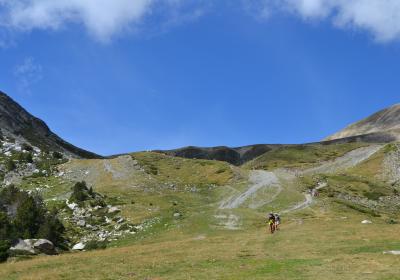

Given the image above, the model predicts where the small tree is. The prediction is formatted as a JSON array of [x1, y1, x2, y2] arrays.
[[52, 151, 63, 159], [0, 240, 10, 262], [70, 181, 90, 202], [5, 159, 16, 172], [0, 211, 13, 240], [14, 196, 42, 239], [37, 208, 65, 245], [21, 143, 33, 152]]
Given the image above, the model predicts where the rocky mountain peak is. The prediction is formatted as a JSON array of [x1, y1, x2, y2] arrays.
[[325, 103, 400, 141], [0, 90, 100, 158]]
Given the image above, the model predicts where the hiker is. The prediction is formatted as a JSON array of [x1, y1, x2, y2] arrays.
[[274, 213, 281, 231], [267, 213, 276, 234]]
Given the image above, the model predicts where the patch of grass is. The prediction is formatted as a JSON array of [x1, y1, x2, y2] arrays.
[[334, 199, 381, 217], [244, 143, 366, 170], [132, 152, 234, 187]]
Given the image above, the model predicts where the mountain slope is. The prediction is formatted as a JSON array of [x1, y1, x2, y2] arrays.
[[325, 103, 400, 141], [155, 144, 277, 165], [0, 91, 100, 158]]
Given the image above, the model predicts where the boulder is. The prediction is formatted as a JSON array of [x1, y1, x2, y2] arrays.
[[383, 250, 400, 255], [107, 206, 120, 214], [33, 239, 57, 255], [77, 219, 86, 227], [24, 239, 38, 248], [67, 201, 78, 210], [72, 242, 85, 250], [361, 220, 372, 224], [9, 239, 36, 255]]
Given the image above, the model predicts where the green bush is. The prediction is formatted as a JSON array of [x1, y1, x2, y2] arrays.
[[52, 152, 63, 159], [17, 152, 33, 163], [70, 181, 102, 206], [70, 181, 90, 202], [5, 159, 16, 172], [0, 240, 10, 262], [36, 208, 65, 246], [21, 143, 34, 152], [0, 211, 13, 240]]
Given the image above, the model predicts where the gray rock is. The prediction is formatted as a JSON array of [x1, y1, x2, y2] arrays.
[[33, 239, 56, 255], [77, 219, 86, 227], [361, 220, 372, 224], [173, 212, 181, 218], [383, 250, 400, 255], [72, 242, 85, 250], [107, 206, 120, 214], [9, 239, 36, 255]]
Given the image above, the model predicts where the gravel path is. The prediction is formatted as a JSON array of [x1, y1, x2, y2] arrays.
[[219, 170, 281, 209], [304, 145, 383, 175]]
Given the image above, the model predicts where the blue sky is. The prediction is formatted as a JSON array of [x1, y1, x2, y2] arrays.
[[1, 1, 400, 155]]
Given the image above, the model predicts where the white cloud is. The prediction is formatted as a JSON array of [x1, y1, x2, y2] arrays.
[[13, 57, 43, 94], [2, 1, 400, 43], [0, 0, 177, 42], [262, 0, 400, 42]]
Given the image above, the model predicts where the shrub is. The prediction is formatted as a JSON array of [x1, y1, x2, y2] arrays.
[[0, 211, 13, 240], [17, 152, 33, 163], [52, 152, 63, 159], [70, 181, 90, 202], [14, 195, 44, 239], [37, 208, 65, 245], [0, 240, 10, 262], [70, 181, 103, 206], [22, 143, 34, 152], [5, 159, 16, 172]]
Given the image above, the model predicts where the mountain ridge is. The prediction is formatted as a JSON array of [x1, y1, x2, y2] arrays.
[[0, 90, 101, 159], [325, 103, 400, 141]]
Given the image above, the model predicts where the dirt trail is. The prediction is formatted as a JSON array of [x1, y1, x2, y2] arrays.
[[281, 182, 327, 214], [219, 170, 281, 209], [304, 145, 383, 175], [215, 170, 282, 230]]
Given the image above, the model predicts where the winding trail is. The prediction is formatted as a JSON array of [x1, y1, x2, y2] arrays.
[[215, 170, 282, 229], [281, 182, 327, 214], [219, 170, 281, 209], [304, 145, 382, 175]]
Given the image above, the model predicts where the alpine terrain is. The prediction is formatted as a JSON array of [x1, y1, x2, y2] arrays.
[[0, 92, 400, 280]]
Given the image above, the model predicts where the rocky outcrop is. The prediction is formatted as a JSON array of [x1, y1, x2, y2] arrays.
[[9, 239, 36, 255], [9, 239, 56, 255]]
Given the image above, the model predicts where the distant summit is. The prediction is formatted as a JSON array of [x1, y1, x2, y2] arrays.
[[0, 90, 100, 158], [325, 104, 400, 142]]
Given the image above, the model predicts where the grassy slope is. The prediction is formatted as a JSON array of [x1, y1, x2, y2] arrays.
[[2, 146, 400, 279], [243, 143, 367, 170]]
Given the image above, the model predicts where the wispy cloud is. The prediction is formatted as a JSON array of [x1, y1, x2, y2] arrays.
[[1, 1, 400, 43], [258, 0, 400, 42], [0, 0, 206, 43], [13, 57, 43, 94]]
